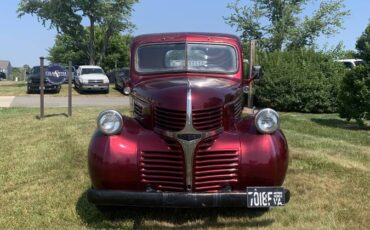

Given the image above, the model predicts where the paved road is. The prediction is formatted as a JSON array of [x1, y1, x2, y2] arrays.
[[0, 95, 130, 108]]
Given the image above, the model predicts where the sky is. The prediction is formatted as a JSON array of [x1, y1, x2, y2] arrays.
[[0, 0, 369, 67]]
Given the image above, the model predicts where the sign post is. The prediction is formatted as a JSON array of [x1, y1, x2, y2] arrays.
[[248, 40, 256, 108], [39, 57, 45, 119], [38, 63, 68, 120], [68, 61, 72, 117]]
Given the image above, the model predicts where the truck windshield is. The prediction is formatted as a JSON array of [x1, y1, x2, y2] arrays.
[[31, 66, 40, 74], [354, 60, 364, 66], [136, 43, 238, 74], [82, 68, 104, 74]]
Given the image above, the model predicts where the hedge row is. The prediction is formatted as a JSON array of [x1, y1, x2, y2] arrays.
[[254, 49, 346, 113], [338, 65, 370, 126]]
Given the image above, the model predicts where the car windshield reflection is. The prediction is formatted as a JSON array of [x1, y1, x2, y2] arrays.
[[136, 43, 238, 74]]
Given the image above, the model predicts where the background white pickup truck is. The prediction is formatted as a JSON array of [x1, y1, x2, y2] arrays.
[[75, 65, 110, 93]]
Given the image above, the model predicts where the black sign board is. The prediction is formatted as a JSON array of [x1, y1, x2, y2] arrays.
[[45, 63, 67, 85]]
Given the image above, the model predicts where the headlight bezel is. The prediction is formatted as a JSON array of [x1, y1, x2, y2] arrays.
[[254, 108, 280, 134], [97, 110, 123, 135]]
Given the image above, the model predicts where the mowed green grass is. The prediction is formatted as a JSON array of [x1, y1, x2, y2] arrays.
[[0, 81, 123, 97], [0, 108, 369, 229]]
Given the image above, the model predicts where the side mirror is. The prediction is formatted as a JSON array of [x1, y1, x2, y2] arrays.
[[252, 65, 263, 80], [242, 64, 263, 86], [26, 71, 30, 75]]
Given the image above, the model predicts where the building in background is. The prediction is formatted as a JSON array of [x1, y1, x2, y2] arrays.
[[0, 60, 12, 80]]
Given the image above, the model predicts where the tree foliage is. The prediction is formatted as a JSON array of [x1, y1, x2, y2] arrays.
[[338, 65, 370, 126], [338, 23, 370, 126], [17, 0, 137, 65], [356, 22, 370, 63], [225, 0, 350, 51], [254, 49, 346, 113], [48, 28, 132, 71], [48, 32, 89, 67]]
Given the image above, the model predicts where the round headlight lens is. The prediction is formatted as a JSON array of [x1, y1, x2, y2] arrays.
[[97, 110, 123, 135], [255, 108, 279, 134], [123, 86, 131, 95]]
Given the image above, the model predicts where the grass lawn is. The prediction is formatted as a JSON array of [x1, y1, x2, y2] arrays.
[[0, 107, 369, 229], [0, 81, 123, 97]]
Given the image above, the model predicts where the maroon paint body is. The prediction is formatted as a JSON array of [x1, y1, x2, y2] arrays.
[[88, 33, 288, 194]]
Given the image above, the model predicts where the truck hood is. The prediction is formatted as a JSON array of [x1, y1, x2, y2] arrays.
[[79, 73, 108, 80], [133, 77, 241, 110]]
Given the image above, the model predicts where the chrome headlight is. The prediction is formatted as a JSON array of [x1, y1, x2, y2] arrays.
[[255, 108, 279, 134], [123, 86, 131, 95], [97, 110, 123, 135]]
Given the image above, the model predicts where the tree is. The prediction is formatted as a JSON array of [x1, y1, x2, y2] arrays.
[[338, 65, 370, 126], [22, 64, 31, 73], [96, 28, 133, 71], [225, 0, 350, 51], [98, 2, 135, 66], [48, 28, 132, 71], [338, 23, 370, 126], [48, 32, 89, 66], [356, 22, 370, 63], [18, 0, 137, 65]]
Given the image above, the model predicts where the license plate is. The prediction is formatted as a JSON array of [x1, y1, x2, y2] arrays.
[[247, 187, 285, 208]]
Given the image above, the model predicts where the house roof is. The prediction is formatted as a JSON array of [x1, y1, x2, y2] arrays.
[[0, 60, 11, 69]]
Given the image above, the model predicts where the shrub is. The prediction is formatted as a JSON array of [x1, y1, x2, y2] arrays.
[[356, 22, 370, 63], [254, 49, 346, 113], [338, 65, 370, 126]]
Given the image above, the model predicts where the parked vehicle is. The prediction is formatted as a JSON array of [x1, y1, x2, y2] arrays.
[[74, 65, 109, 93], [114, 68, 130, 94], [335, 59, 365, 69], [87, 33, 290, 209], [62, 66, 76, 84], [26, 66, 61, 93], [0, 72, 5, 80]]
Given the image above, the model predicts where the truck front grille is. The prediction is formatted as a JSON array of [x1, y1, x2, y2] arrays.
[[193, 106, 223, 131], [155, 107, 186, 131], [88, 79, 103, 84], [134, 97, 149, 121], [193, 138, 239, 192], [134, 102, 142, 118], [234, 97, 242, 121], [155, 106, 223, 132], [140, 138, 186, 191]]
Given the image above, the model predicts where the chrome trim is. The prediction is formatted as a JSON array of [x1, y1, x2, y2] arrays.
[[155, 79, 224, 191], [255, 108, 280, 134], [97, 110, 123, 135]]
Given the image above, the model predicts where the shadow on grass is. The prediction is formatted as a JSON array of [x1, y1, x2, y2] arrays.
[[27, 91, 60, 95], [311, 118, 370, 131], [76, 88, 109, 95], [76, 190, 274, 229], [113, 86, 124, 94], [36, 113, 69, 119]]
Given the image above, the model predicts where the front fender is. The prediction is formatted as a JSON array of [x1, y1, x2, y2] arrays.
[[237, 117, 289, 187], [88, 116, 179, 190], [88, 117, 141, 190]]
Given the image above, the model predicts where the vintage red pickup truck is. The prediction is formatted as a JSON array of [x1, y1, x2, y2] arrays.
[[87, 32, 289, 209]]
